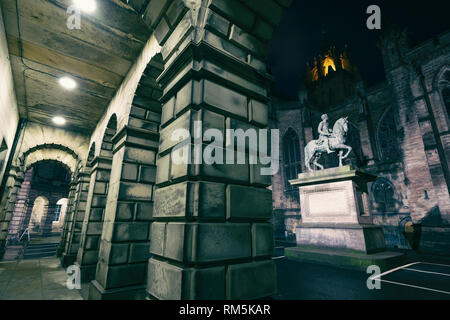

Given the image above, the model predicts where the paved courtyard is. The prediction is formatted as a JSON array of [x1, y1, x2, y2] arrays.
[[0, 257, 85, 300]]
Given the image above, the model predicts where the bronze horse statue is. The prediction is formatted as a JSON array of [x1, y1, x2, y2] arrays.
[[304, 117, 353, 171]]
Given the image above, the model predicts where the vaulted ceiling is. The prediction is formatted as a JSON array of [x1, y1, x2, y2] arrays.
[[1, 0, 153, 134]]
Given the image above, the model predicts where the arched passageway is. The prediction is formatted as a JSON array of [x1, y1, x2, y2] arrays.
[[2, 161, 71, 260]]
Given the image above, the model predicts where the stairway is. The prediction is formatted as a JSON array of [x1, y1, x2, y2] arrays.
[[22, 239, 59, 259]]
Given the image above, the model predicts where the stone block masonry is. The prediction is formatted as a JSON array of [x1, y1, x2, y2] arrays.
[[144, 0, 289, 300], [88, 126, 159, 300], [76, 157, 112, 282], [60, 171, 90, 267]]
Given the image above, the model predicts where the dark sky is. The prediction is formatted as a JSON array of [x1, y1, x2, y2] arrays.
[[267, 0, 449, 100]]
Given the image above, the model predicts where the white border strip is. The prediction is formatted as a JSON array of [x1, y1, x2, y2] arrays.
[[403, 267, 450, 277], [419, 262, 450, 268], [370, 262, 421, 280], [380, 279, 450, 295]]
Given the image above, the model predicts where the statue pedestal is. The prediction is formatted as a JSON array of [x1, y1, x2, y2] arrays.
[[285, 166, 404, 271]]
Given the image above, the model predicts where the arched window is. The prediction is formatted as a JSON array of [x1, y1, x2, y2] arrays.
[[371, 178, 396, 212], [54, 198, 68, 222], [282, 129, 302, 192], [28, 196, 49, 233], [443, 87, 450, 118], [437, 69, 450, 121], [377, 107, 401, 162]]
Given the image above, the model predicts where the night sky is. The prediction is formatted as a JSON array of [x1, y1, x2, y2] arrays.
[[267, 0, 449, 100]]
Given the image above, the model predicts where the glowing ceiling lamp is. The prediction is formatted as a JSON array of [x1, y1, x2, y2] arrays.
[[59, 76, 77, 90], [74, 0, 97, 13], [53, 116, 67, 126]]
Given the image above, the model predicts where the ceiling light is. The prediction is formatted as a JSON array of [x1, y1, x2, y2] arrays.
[[59, 77, 77, 90], [53, 117, 66, 126], [74, 0, 97, 13]]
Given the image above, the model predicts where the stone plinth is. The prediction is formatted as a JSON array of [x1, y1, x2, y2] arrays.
[[286, 166, 404, 270]]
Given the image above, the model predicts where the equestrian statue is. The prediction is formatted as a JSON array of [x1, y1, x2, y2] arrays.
[[304, 114, 353, 172]]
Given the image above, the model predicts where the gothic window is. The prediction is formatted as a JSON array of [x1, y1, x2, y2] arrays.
[[442, 87, 450, 119], [377, 107, 401, 162], [282, 129, 302, 193], [438, 69, 450, 121], [372, 178, 396, 212]]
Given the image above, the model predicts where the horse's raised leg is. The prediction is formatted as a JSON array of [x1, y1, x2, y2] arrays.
[[343, 146, 352, 159], [313, 155, 324, 170]]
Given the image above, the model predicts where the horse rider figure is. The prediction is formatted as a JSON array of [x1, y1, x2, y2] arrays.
[[318, 114, 334, 154]]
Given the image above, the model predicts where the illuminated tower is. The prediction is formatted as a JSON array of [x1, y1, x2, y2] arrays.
[[304, 40, 362, 111]]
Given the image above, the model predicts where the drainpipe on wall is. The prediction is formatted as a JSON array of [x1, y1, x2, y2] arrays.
[[0, 118, 26, 201]]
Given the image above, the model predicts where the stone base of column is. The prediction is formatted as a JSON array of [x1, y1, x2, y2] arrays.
[[56, 247, 63, 257], [60, 253, 76, 268], [0, 240, 5, 259], [77, 264, 96, 283], [88, 280, 146, 300]]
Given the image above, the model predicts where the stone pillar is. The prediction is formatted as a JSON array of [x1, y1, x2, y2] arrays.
[[61, 171, 90, 267], [57, 181, 77, 257], [76, 156, 112, 282], [5, 169, 32, 239], [0, 167, 22, 257], [145, 0, 281, 299], [88, 126, 158, 300]]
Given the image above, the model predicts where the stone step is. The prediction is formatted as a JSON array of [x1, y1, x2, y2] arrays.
[[23, 252, 56, 259], [22, 242, 59, 259], [25, 247, 58, 254]]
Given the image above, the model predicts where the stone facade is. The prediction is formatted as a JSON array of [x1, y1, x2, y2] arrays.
[[272, 28, 450, 254], [1, 0, 445, 301]]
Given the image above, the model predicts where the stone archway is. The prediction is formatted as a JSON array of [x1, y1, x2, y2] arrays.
[[80, 0, 294, 300], [0, 143, 77, 256], [5, 160, 72, 245]]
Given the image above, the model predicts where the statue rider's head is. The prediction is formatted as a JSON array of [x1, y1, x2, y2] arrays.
[[321, 114, 328, 122]]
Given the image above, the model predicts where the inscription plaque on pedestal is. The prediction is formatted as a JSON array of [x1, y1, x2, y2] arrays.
[[286, 166, 404, 271]]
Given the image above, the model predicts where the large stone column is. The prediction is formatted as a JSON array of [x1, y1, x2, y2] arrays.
[[88, 126, 158, 299], [61, 171, 90, 267], [76, 156, 112, 282], [145, 0, 281, 299], [57, 181, 77, 257], [0, 167, 23, 257]]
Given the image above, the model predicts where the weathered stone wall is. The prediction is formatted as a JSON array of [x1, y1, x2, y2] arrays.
[[10, 122, 89, 166], [0, 5, 19, 194]]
